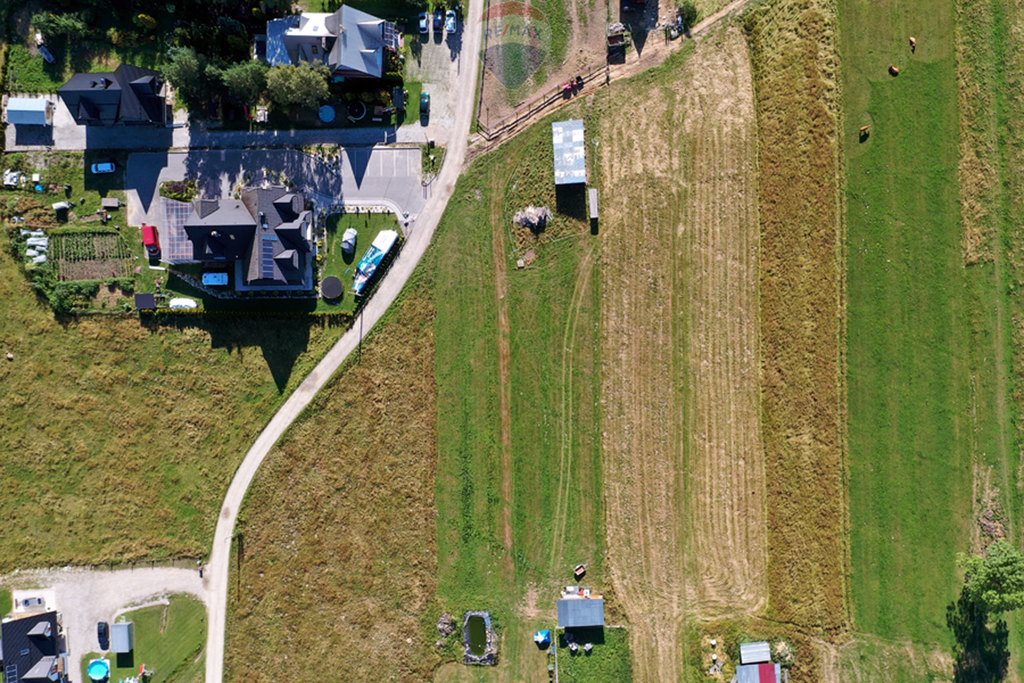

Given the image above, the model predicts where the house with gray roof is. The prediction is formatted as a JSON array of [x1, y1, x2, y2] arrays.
[[264, 6, 400, 80], [183, 186, 315, 291], [1, 610, 69, 683], [57, 64, 167, 126]]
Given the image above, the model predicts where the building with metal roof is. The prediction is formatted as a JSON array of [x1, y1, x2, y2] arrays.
[[556, 597, 604, 629], [5, 97, 52, 127], [739, 641, 772, 664], [111, 622, 134, 654], [552, 120, 587, 186], [1, 611, 68, 683], [736, 663, 782, 683]]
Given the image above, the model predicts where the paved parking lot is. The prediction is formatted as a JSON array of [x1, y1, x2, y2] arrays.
[[126, 147, 428, 227], [406, 19, 467, 136]]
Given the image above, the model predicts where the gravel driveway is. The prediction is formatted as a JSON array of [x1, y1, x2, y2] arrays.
[[3, 566, 207, 682]]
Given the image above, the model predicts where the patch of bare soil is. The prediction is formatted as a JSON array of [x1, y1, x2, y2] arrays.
[[678, 26, 766, 617], [479, 0, 613, 125]]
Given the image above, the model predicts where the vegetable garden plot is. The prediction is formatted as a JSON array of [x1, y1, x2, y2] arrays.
[[52, 232, 133, 280]]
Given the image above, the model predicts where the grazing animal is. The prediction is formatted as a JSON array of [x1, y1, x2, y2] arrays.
[[909, 36, 917, 52], [889, 64, 900, 76]]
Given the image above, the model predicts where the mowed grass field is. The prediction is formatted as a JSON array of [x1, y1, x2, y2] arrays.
[[839, 0, 988, 648], [433, 111, 606, 680], [0, 232, 343, 570]]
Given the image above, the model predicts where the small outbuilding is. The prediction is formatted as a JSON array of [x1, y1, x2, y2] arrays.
[[134, 293, 157, 311], [556, 597, 604, 629], [552, 119, 587, 186], [739, 641, 771, 664], [736, 662, 782, 683], [588, 188, 599, 220], [5, 97, 53, 126], [111, 622, 134, 654]]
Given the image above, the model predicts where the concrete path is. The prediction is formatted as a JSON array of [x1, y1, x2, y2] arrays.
[[3, 566, 206, 682], [200, 0, 484, 680]]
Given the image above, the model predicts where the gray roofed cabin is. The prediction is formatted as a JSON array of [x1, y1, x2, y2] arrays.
[[182, 186, 314, 291], [58, 64, 167, 126], [264, 6, 400, 80], [556, 597, 605, 629], [1, 611, 68, 683]]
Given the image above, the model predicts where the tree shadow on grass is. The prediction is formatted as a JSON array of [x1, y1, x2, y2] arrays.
[[947, 587, 1010, 682]]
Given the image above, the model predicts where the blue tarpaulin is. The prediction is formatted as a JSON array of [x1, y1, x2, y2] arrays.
[[533, 629, 551, 647]]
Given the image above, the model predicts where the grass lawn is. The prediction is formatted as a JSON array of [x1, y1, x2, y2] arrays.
[[0, 223, 343, 570], [403, 79, 423, 123], [0, 588, 11, 617], [317, 212, 399, 313], [557, 627, 632, 682], [839, 0, 978, 646], [432, 105, 602, 679], [225, 277, 440, 681], [80, 595, 205, 683]]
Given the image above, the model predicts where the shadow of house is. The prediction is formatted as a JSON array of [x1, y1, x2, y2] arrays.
[[947, 589, 1010, 682], [152, 313, 323, 392], [621, 0, 659, 56]]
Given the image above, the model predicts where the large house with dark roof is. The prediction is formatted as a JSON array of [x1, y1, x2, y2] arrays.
[[0, 611, 68, 683], [183, 186, 315, 291], [57, 64, 167, 126], [264, 6, 400, 80]]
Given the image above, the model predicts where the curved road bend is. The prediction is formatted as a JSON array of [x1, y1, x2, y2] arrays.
[[202, 2, 485, 680]]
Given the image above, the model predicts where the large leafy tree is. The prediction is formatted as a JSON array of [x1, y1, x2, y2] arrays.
[[219, 61, 269, 108], [32, 12, 90, 41], [961, 541, 1024, 613], [164, 47, 213, 110], [265, 63, 330, 111]]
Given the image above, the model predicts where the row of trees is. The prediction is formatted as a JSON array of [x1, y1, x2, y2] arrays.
[[164, 48, 331, 113]]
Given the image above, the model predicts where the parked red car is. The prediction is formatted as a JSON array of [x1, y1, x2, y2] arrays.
[[142, 224, 161, 258]]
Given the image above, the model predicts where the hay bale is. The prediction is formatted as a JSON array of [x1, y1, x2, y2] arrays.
[[514, 206, 552, 234]]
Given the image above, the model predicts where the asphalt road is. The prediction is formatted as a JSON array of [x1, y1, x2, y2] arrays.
[[200, 1, 485, 679]]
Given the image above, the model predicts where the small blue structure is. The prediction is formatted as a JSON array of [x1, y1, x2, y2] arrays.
[[202, 271, 229, 286], [5, 97, 52, 126], [533, 629, 551, 648]]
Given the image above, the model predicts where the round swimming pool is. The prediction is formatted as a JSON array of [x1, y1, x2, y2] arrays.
[[87, 658, 110, 681]]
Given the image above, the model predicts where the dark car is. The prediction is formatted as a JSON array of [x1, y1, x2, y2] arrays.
[[433, 7, 444, 33], [97, 621, 109, 650], [420, 91, 430, 122]]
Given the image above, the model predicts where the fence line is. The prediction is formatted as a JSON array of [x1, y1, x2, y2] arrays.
[[475, 62, 610, 142]]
